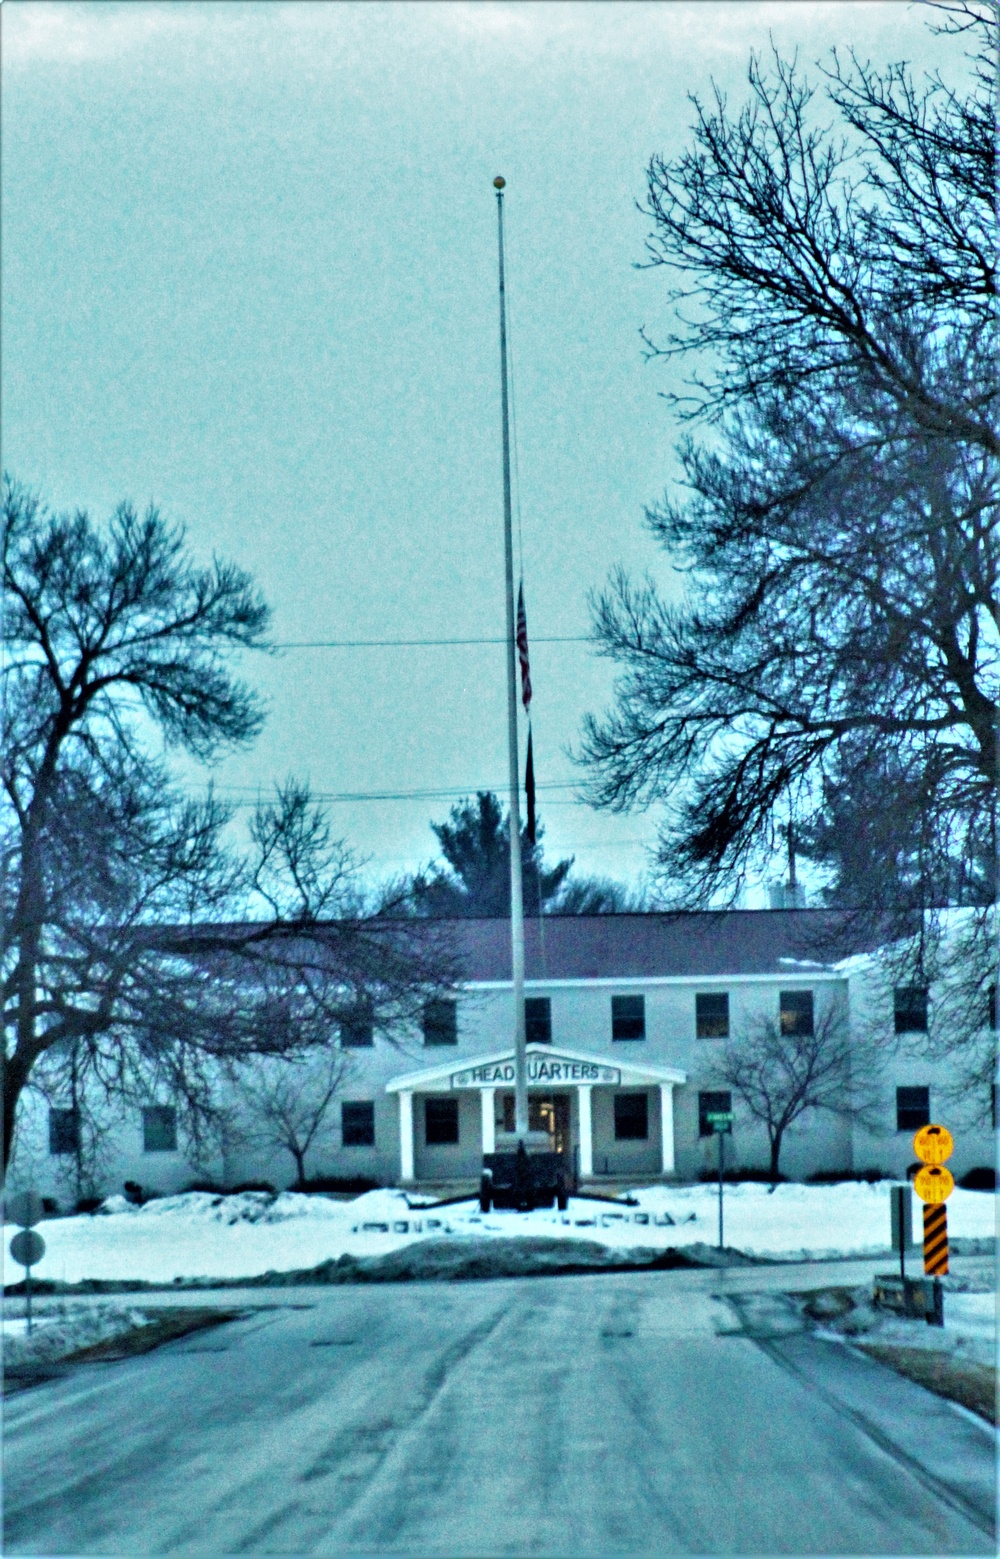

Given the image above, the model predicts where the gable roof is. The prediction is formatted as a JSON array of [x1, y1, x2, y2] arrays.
[[429, 910, 882, 983]]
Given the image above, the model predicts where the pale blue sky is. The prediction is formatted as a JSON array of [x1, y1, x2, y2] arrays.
[[2, 1, 955, 899]]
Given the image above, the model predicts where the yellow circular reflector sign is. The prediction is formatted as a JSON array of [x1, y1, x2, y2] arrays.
[[913, 1124, 954, 1164], [914, 1164, 954, 1203]]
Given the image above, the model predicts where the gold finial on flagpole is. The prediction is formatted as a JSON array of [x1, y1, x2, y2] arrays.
[[493, 176, 506, 189]]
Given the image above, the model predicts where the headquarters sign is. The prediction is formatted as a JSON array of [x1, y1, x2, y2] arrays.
[[451, 1055, 621, 1088]]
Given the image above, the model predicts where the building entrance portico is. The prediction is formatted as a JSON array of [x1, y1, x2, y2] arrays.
[[386, 1045, 687, 1185], [501, 1093, 571, 1154]]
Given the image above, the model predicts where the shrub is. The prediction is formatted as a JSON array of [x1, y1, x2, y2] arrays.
[[75, 1197, 103, 1214], [292, 1175, 381, 1195], [698, 1166, 785, 1184], [958, 1167, 996, 1191], [807, 1169, 888, 1184], [230, 1181, 277, 1196]]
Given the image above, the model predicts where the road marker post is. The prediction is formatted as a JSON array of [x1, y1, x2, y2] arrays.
[[890, 1184, 912, 1282], [706, 1112, 733, 1250], [913, 1124, 954, 1326], [6, 1192, 47, 1337]]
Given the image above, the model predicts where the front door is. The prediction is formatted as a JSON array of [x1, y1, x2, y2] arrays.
[[502, 1093, 571, 1153]]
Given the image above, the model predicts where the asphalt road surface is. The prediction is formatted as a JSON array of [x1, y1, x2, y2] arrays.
[[4, 1267, 996, 1556]]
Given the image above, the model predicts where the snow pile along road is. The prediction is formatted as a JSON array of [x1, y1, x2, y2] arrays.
[[2, 1182, 994, 1287], [2, 1303, 156, 1367]]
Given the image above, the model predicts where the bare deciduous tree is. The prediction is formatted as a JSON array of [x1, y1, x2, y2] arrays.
[[1, 482, 458, 1178], [719, 1003, 872, 1181], [229, 1049, 352, 1187]]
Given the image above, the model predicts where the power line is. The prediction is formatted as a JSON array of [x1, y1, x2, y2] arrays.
[[204, 780, 581, 805], [273, 636, 591, 648]]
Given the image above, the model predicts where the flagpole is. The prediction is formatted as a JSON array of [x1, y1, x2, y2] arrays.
[[494, 175, 529, 1142]]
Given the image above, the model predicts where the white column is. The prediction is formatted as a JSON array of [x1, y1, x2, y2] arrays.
[[399, 1091, 415, 1182], [659, 1084, 675, 1176], [577, 1084, 593, 1178], [481, 1088, 496, 1155]]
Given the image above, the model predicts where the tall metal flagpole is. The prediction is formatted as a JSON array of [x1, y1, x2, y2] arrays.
[[494, 175, 529, 1141]]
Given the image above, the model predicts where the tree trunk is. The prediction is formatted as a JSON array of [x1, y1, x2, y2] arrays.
[[768, 1130, 784, 1185], [3, 1052, 33, 1179], [292, 1146, 307, 1187]]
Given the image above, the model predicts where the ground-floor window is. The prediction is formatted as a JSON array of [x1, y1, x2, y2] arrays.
[[143, 1106, 177, 1153], [342, 1100, 376, 1146], [698, 1090, 732, 1137], [896, 1085, 930, 1131], [614, 1093, 649, 1140], [48, 1107, 79, 1155], [425, 1097, 459, 1145]]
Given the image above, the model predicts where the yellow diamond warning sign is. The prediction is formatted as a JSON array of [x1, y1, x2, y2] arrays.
[[913, 1124, 953, 1164], [913, 1164, 954, 1203]]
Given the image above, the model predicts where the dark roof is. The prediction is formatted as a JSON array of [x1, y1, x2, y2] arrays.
[[437, 911, 882, 983]]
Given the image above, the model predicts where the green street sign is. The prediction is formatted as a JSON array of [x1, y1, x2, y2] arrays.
[[707, 1113, 733, 1131]]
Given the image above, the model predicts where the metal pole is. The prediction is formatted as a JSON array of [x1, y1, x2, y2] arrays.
[[26, 1261, 32, 1336], [717, 1129, 725, 1250], [494, 177, 528, 1141]]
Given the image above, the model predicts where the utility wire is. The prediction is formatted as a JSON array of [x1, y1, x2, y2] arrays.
[[273, 636, 590, 648]]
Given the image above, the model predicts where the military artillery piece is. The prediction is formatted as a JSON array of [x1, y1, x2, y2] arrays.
[[480, 1141, 571, 1213]]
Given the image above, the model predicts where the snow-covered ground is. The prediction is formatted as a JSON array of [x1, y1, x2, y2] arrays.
[[2, 1182, 995, 1287], [2, 1303, 157, 1367]]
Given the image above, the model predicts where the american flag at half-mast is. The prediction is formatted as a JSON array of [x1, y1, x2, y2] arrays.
[[516, 582, 531, 710], [525, 728, 536, 847]]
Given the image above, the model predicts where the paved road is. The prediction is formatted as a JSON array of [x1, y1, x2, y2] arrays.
[[4, 1268, 995, 1556]]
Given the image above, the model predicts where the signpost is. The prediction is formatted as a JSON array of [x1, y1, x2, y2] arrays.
[[913, 1123, 953, 1320], [890, 1184, 913, 1282], [706, 1112, 733, 1250], [6, 1190, 46, 1335]]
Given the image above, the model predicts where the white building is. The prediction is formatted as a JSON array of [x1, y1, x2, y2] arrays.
[[8, 912, 996, 1206]]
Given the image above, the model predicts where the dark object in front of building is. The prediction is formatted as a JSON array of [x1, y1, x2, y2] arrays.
[[480, 1145, 570, 1213]]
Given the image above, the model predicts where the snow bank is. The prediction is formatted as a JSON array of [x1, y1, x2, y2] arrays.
[[3, 1182, 994, 1286], [2, 1304, 155, 1367]]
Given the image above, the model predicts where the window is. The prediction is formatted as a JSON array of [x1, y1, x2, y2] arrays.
[[143, 1106, 177, 1153], [779, 990, 814, 1036], [525, 997, 551, 1045], [698, 1090, 732, 1138], [612, 995, 645, 1041], [894, 986, 929, 1034], [341, 1101, 375, 1147], [896, 1086, 930, 1131], [340, 1008, 374, 1048], [423, 998, 457, 1046], [425, 1097, 459, 1145], [614, 1093, 649, 1140], [696, 992, 730, 1039], [49, 1107, 79, 1156]]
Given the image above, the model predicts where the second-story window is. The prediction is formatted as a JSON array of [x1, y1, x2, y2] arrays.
[[894, 986, 929, 1034], [340, 1007, 374, 1048], [696, 992, 729, 1039], [423, 998, 458, 1046], [612, 995, 645, 1041], [779, 990, 814, 1036], [525, 997, 551, 1044]]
